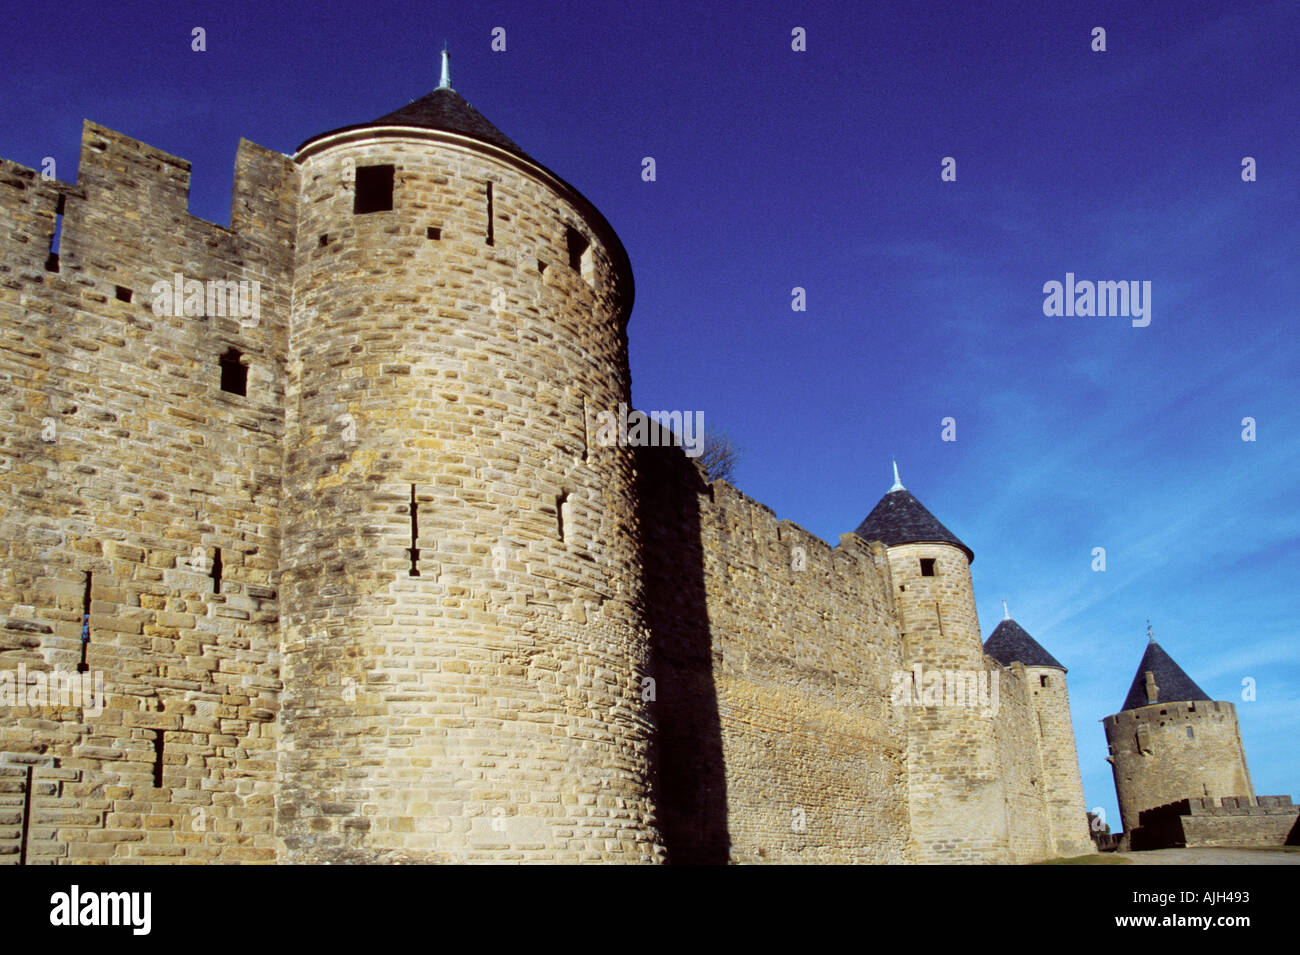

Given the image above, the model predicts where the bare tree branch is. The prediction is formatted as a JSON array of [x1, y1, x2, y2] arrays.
[[700, 429, 741, 483]]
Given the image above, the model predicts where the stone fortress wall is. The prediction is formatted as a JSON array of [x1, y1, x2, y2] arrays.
[[0, 122, 293, 861], [0, 116, 1093, 863], [639, 445, 1092, 863]]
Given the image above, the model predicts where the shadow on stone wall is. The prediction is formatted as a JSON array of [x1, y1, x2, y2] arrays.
[[636, 442, 730, 864]]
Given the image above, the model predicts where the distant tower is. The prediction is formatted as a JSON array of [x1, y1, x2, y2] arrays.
[[984, 607, 1093, 856], [856, 464, 1007, 862], [1102, 628, 1255, 840], [278, 54, 658, 861]]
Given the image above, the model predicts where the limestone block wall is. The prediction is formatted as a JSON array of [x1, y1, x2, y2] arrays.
[[0, 118, 1106, 867], [1024, 663, 1093, 856], [988, 663, 1053, 863], [638, 447, 911, 864], [1136, 797, 1300, 848], [885, 542, 1008, 862], [0, 123, 294, 861], [1104, 700, 1255, 835], [278, 130, 660, 862]]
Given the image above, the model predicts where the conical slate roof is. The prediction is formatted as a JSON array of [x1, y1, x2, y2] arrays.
[[985, 618, 1065, 670], [1119, 640, 1211, 711], [854, 489, 974, 562], [297, 86, 533, 160]]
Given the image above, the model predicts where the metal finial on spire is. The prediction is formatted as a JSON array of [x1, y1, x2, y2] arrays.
[[1146, 619, 1155, 643], [890, 459, 904, 492], [438, 45, 452, 90], [1002, 599, 1011, 621]]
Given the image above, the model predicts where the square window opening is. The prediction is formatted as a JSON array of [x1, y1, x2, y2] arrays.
[[919, 558, 936, 577], [219, 347, 248, 396], [354, 164, 395, 214], [565, 226, 589, 272]]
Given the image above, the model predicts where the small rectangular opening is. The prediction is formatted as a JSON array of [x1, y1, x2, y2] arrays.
[[220, 347, 248, 396], [556, 491, 570, 542], [211, 546, 223, 594], [1187, 726, 1194, 739], [152, 731, 165, 788], [485, 182, 494, 246], [1039, 674, 1049, 688], [919, 558, 936, 577], [319, 234, 330, 247], [354, 164, 395, 214], [537, 259, 547, 275], [566, 226, 588, 271], [427, 226, 441, 240], [114, 285, 132, 303], [46, 194, 64, 272]]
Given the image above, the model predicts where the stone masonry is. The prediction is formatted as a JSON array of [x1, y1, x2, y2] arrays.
[[0, 72, 1095, 863]]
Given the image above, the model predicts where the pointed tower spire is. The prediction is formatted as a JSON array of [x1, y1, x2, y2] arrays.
[[1002, 599, 1011, 621], [437, 44, 452, 90], [1119, 633, 1211, 711], [855, 462, 974, 562], [890, 459, 904, 492]]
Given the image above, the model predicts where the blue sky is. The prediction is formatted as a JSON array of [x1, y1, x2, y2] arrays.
[[2, 0, 1296, 837]]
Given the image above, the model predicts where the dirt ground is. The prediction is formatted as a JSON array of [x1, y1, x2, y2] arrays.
[[1117, 847, 1300, 865]]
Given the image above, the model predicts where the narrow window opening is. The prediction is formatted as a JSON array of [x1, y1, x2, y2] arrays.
[[427, 226, 441, 241], [319, 234, 330, 247], [18, 764, 33, 866], [220, 347, 247, 396], [152, 732, 165, 788], [1187, 726, 1194, 739], [1039, 674, 1049, 687], [556, 491, 569, 542], [78, 570, 92, 673], [565, 226, 588, 271], [581, 397, 589, 462], [919, 557, 936, 577], [354, 164, 394, 214], [45, 194, 64, 272], [114, 285, 132, 303], [407, 484, 420, 576], [485, 182, 494, 246], [210, 547, 223, 594]]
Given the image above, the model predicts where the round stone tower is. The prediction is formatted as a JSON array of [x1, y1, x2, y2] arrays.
[[984, 607, 1094, 857], [855, 463, 1008, 863], [277, 55, 662, 861], [1103, 629, 1254, 839]]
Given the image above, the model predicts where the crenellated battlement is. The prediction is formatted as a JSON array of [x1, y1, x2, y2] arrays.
[[1104, 698, 1237, 731]]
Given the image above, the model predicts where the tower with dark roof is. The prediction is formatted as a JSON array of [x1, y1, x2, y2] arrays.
[[1102, 628, 1255, 839], [278, 51, 658, 862], [855, 464, 1010, 862], [984, 605, 1093, 857]]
